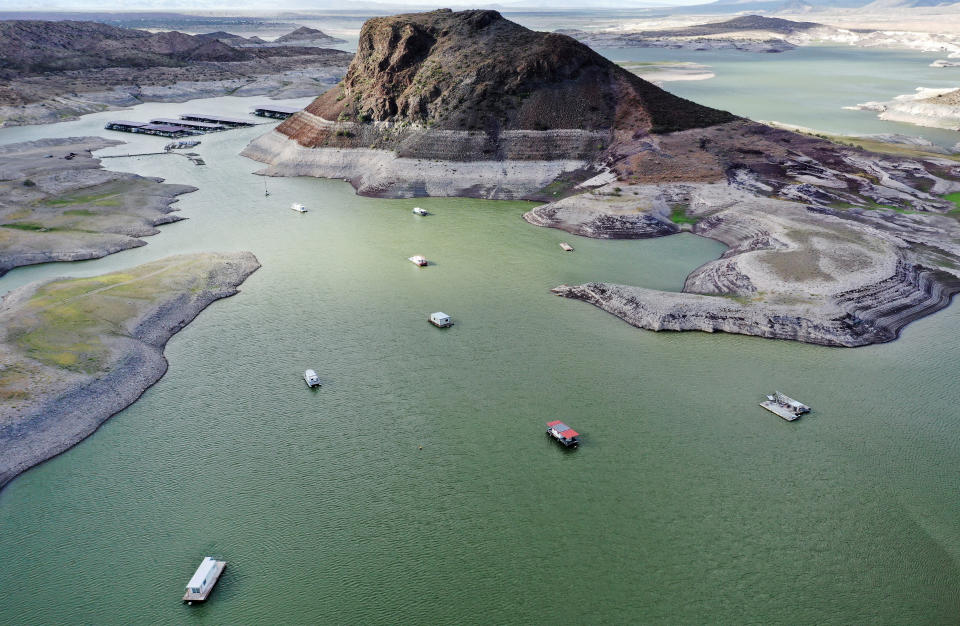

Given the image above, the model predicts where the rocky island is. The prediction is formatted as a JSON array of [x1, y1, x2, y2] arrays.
[[0, 252, 259, 490], [0, 20, 353, 126], [244, 9, 960, 347], [0, 137, 196, 276]]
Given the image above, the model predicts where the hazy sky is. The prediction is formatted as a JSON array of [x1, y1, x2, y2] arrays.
[[0, 0, 696, 10]]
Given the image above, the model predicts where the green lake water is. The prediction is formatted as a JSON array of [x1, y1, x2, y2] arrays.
[[0, 68, 958, 623]]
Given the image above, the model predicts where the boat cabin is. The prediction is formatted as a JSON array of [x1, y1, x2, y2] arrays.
[[304, 369, 321, 387], [429, 312, 452, 328], [546, 420, 580, 447]]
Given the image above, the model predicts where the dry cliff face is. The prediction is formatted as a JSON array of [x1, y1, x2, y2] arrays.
[[242, 9, 736, 198]]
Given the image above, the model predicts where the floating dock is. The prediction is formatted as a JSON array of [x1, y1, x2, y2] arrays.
[[182, 557, 226, 603], [180, 113, 256, 128], [252, 105, 301, 119], [151, 117, 227, 132], [760, 391, 810, 422], [104, 120, 193, 138]]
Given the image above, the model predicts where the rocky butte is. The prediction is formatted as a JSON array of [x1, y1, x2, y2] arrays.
[[243, 9, 960, 348]]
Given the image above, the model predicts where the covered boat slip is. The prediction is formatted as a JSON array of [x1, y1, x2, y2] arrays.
[[180, 113, 257, 128], [252, 105, 301, 119]]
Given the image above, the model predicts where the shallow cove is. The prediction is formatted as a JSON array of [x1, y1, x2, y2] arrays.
[[0, 96, 959, 622]]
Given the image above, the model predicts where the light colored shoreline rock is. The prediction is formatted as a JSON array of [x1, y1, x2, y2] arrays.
[[0, 252, 260, 491], [242, 129, 590, 199], [528, 173, 960, 347]]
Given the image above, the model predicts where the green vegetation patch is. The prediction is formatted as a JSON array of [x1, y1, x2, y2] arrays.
[[2, 222, 56, 231], [42, 191, 122, 208], [944, 192, 960, 209], [669, 205, 699, 225], [62, 209, 97, 217]]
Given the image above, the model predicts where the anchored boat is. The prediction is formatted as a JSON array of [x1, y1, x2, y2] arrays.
[[760, 391, 810, 421], [412, 207, 429, 216], [409, 255, 428, 267], [546, 420, 580, 447], [183, 557, 226, 603], [429, 312, 452, 328], [304, 369, 321, 387], [559, 242, 574, 252], [291, 203, 307, 213]]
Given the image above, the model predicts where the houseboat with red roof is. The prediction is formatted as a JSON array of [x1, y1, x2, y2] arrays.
[[546, 420, 580, 447]]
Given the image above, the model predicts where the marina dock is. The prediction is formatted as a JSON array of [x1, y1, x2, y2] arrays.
[[253, 105, 301, 119]]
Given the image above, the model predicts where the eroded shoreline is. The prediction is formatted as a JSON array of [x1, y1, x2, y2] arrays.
[[0, 252, 260, 491]]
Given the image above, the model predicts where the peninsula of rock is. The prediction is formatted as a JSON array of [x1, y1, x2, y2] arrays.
[[0, 252, 260, 491], [0, 137, 198, 276]]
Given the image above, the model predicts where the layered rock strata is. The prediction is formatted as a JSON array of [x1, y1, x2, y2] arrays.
[[242, 9, 735, 199]]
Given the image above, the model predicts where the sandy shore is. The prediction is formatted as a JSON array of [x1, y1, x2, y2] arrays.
[[0, 252, 260, 491]]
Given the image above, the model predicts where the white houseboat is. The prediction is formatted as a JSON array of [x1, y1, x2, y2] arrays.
[[412, 207, 429, 216], [409, 255, 428, 267], [304, 369, 321, 387], [291, 203, 307, 213], [183, 557, 226, 603], [559, 242, 574, 252], [429, 312, 452, 328]]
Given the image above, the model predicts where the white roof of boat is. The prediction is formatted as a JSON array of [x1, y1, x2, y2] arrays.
[[431, 312, 449, 318], [187, 557, 217, 588]]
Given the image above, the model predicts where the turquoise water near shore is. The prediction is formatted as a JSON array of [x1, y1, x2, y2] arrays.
[[0, 77, 959, 622]]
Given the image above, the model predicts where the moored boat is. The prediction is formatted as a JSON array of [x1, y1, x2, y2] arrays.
[[409, 255, 428, 267], [428, 312, 452, 328], [559, 242, 574, 251], [183, 557, 226, 603], [412, 207, 429, 216], [546, 420, 580, 447], [291, 203, 307, 213], [304, 369, 321, 387], [760, 391, 810, 421]]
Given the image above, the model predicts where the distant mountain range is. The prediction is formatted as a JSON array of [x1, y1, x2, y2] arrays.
[[0, 20, 343, 77]]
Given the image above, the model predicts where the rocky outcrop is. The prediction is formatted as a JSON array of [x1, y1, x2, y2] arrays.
[[533, 144, 960, 347], [0, 252, 260, 491], [852, 87, 960, 131], [242, 9, 736, 199]]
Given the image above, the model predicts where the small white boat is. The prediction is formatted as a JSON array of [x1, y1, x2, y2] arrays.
[[412, 207, 429, 216], [429, 312, 452, 328], [409, 255, 428, 267], [559, 242, 574, 252], [291, 203, 307, 213], [304, 369, 321, 387]]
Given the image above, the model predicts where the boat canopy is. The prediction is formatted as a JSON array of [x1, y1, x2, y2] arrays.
[[547, 420, 579, 438]]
